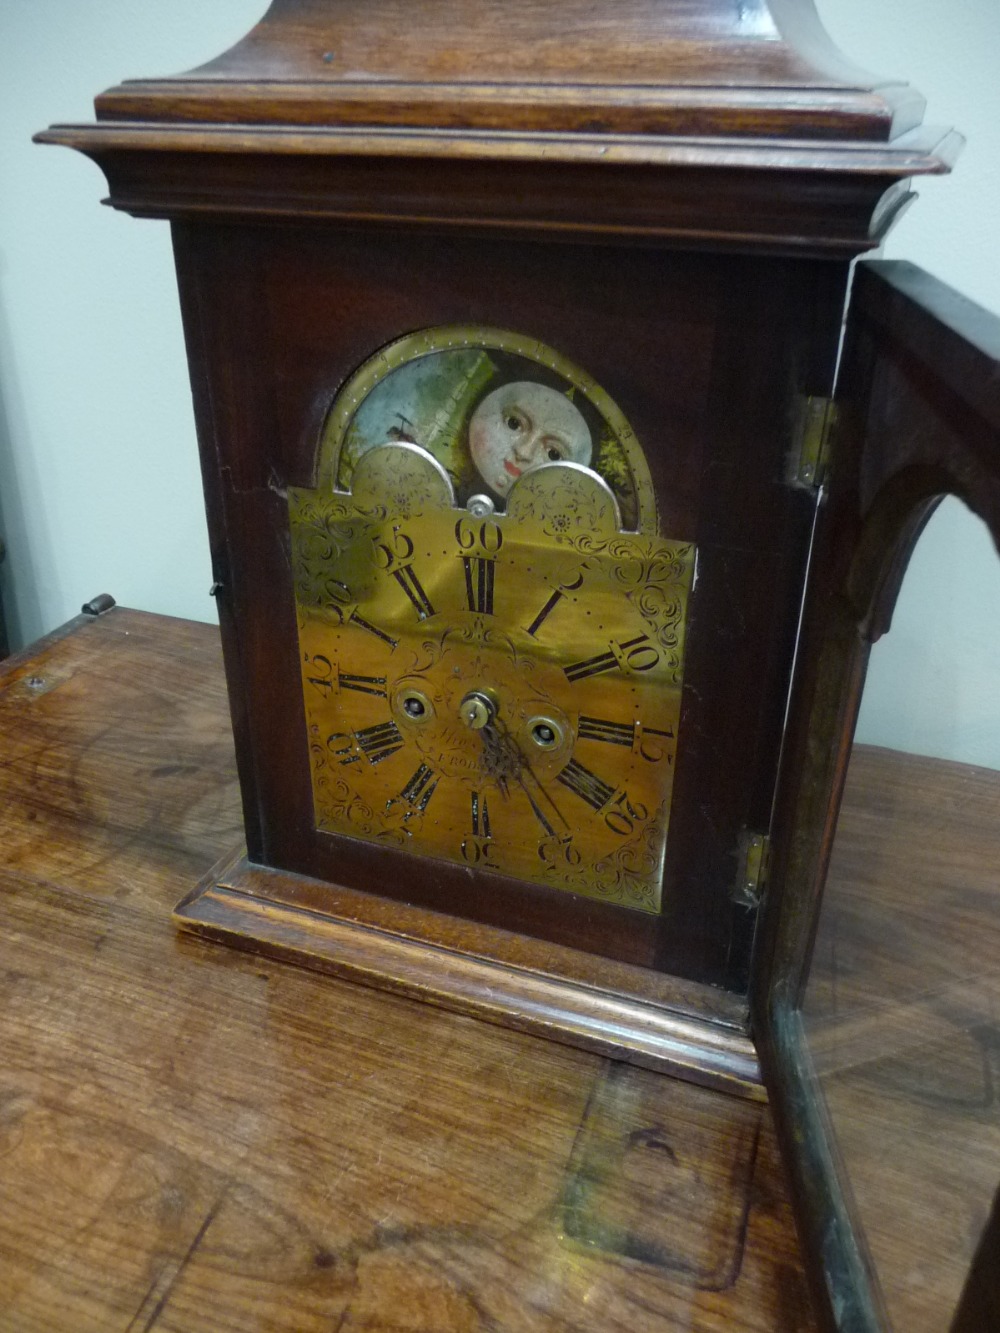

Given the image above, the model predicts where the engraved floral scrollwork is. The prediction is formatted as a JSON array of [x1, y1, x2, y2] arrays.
[[505, 462, 621, 541], [350, 441, 456, 518], [308, 723, 331, 796], [317, 781, 379, 837], [290, 492, 369, 613], [309, 722, 382, 832], [590, 806, 668, 912]]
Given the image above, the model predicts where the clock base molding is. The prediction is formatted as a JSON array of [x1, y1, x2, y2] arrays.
[[175, 850, 764, 1101]]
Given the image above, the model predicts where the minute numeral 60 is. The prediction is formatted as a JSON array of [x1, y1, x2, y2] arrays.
[[455, 517, 503, 554]]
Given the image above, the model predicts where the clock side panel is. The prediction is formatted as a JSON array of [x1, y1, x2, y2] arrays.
[[171, 221, 847, 990]]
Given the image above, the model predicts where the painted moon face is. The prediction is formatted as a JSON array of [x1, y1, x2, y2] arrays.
[[469, 381, 593, 497]]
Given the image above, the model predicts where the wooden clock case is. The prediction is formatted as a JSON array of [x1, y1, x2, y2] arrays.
[[37, 0, 967, 1190]]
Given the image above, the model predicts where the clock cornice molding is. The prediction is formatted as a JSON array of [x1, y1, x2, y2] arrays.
[[36, 0, 959, 257]]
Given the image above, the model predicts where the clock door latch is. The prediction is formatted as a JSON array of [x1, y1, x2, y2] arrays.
[[788, 395, 837, 492], [732, 829, 771, 908]]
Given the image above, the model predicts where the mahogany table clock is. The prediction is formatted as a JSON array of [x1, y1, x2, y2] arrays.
[[41, 3, 1000, 1328]]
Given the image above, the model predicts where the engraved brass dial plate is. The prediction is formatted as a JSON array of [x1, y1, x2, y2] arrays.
[[289, 330, 694, 913]]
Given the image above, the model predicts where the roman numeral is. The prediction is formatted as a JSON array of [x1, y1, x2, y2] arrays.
[[339, 672, 388, 698], [577, 716, 636, 747], [525, 587, 565, 638], [398, 763, 439, 812], [463, 557, 495, 615], [354, 720, 404, 765], [556, 759, 616, 812], [392, 565, 436, 620], [524, 568, 585, 638], [563, 648, 619, 682], [471, 790, 492, 838], [461, 790, 497, 865], [348, 610, 398, 648]]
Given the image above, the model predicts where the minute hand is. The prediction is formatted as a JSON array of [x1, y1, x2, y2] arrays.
[[496, 718, 570, 835], [517, 768, 570, 838]]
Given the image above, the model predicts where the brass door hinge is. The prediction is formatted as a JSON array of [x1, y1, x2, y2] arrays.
[[732, 829, 771, 908], [788, 395, 837, 491]]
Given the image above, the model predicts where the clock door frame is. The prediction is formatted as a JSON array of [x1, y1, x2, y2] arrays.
[[753, 260, 1000, 1331], [170, 217, 848, 1086]]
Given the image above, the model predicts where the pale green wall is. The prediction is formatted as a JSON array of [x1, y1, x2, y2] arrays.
[[1, 1, 998, 764], [0, 1, 267, 647], [815, 0, 1000, 766]]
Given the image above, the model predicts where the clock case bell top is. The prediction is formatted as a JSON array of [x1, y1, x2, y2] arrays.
[[37, 0, 958, 1089], [39, 0, 958, 247]]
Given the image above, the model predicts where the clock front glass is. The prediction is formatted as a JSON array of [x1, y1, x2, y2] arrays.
[[289, 329, 694, 914]]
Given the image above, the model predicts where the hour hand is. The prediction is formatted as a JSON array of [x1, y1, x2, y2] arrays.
[[479, 719, 524, 798], [458, 689, 568, 829], [515, 760, 570, 835], [459, 690, 520, 796]]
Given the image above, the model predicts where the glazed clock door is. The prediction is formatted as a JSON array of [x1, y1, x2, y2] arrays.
[[757, 261, 1000, 1332]]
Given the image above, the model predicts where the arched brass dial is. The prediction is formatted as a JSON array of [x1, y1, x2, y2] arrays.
[[290, 443, 694, 914]]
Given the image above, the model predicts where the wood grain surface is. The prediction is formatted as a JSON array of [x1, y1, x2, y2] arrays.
[[90, 0, 917, 141], [0, 608, 815, 1331], [804, 744, 1000, 1332], [84, 0, 932, 153], [35, 0, 960, 252]]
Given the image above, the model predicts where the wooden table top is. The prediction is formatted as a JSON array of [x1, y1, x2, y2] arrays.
[[0, 608, 814, 1332]]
